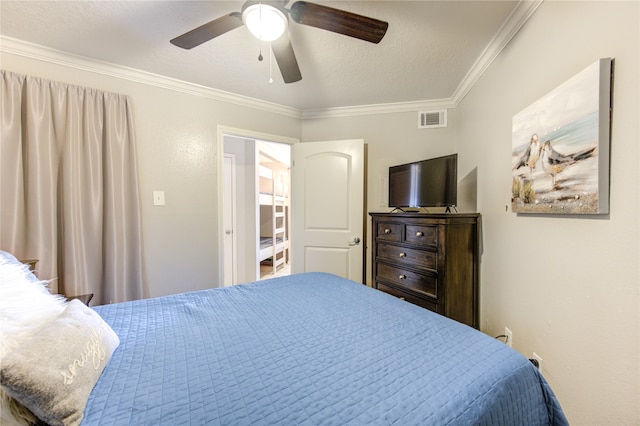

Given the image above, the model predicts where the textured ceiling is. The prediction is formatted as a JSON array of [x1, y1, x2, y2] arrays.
[[0, 1, 523, 112]]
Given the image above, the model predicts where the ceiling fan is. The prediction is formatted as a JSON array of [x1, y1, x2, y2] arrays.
[[170, 1, 389, 83]]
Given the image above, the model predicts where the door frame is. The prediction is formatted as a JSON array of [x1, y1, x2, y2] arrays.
[[216, 125, 299, 285], [222, 153, 237, 286]]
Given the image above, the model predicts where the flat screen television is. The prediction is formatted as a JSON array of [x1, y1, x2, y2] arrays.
[[388, 154, 458, 210]]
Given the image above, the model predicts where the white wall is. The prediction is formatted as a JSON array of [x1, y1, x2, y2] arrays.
[[302, 111, 458, 212], [454, 2, 639, 424], [1, 51, 301, 298], [2, 1, 638, 422], [301, 110, 459, 284], [302, 2, 639, 424]]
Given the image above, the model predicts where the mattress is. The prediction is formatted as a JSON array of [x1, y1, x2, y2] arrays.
[[259, 236, 286, 250], [84, 273, 567, 425]]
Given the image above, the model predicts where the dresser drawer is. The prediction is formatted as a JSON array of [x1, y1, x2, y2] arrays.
[[370, 212, 480, 328], [377, 282, 438, 313], [376, 243, 437, 271], [377, 262, 437, 299], [376, 223, 402, 242], [405, 224, 438, 246]]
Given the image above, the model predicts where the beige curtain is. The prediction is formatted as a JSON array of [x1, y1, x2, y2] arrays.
[[1, 70, 147, 304]]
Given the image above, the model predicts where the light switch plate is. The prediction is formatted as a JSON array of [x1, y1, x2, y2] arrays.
[[153, 191, 165, 206]]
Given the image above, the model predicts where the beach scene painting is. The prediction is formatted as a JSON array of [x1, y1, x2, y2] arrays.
[[511, 58, 612, 214]]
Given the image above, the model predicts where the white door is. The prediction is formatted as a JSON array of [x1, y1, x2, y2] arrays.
[[223, 154, 237, 286], [291, 140, 364, 282]]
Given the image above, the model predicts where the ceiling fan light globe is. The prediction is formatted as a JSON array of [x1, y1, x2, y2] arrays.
[[242, 4, 288, 42]]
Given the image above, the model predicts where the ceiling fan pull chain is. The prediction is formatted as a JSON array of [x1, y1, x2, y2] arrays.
[[257, 2, 265, 65], [268, 41, 274, 84]]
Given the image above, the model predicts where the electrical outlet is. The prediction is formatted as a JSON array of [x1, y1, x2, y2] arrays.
[[532, 352, 543, 371], [504, 327, 513, 348]]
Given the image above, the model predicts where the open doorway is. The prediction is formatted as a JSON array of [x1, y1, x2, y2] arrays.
[[221, 129, 293, 285], [257, 141, 291, 280]]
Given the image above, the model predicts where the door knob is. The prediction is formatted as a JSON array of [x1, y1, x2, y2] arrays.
[[348, 237, 361, 246]]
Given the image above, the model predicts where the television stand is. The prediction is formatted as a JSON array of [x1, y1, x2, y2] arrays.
[[390, 207, 421, 213], [389, 206, 458, 214]]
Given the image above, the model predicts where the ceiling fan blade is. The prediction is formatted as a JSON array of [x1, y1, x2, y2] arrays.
[[170, 12, 243, 49], [271, 33, 302, 83], [289, 1, 388, 44]]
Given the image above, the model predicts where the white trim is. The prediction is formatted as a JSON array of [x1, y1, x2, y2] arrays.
[[216, 125, 299, 285], [219, 126, 299, 146], [0, 1, 540, 119], [222, 153, 238, 286], [301, 98, 455, 119], [450, 0, 543, 106], [0, 36, 301, 119], [301, 0, 542, 119]]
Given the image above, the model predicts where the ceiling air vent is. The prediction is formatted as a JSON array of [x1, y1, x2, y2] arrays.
[[418, 110, 447, 129]]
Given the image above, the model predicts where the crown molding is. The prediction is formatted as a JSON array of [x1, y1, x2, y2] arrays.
[[301, 0, 542, 119], [450, 0, 543, 106], [301, 98, 456, 120], [1, 0, 540, 120], [0, 36, 302, 119]]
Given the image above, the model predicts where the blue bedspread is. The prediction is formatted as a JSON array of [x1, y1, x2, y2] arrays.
[[84, 273, 567, 425]]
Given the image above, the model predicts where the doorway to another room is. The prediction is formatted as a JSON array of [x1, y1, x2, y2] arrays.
[[222, 132, 292, 285], [257, 142, 291, 280], [220, 128, 365, 286]]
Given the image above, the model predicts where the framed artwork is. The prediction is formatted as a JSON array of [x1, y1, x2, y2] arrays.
[[511, 58, 612, 214]]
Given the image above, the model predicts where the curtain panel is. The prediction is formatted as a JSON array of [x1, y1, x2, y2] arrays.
[[1, 70, 147, 304]]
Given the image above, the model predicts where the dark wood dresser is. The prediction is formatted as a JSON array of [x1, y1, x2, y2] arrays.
[[370, 212, 480, 328]]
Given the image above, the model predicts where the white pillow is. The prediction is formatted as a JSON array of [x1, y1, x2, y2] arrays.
[[1, 300, 120, 426], [0, 250, 68, 425], [0, 251, 67, 357]]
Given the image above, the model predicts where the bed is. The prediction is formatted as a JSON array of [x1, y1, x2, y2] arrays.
[[258, 236, 288, 261], [0, 251, 567, 425], [258, 157, 289, 274]]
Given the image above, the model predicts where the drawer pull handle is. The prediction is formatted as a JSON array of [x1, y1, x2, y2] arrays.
[[416, 231, 424, 237], [398, 274, 407, 280], [399, 252, 406, 258], [384, 228, 392, 234]]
